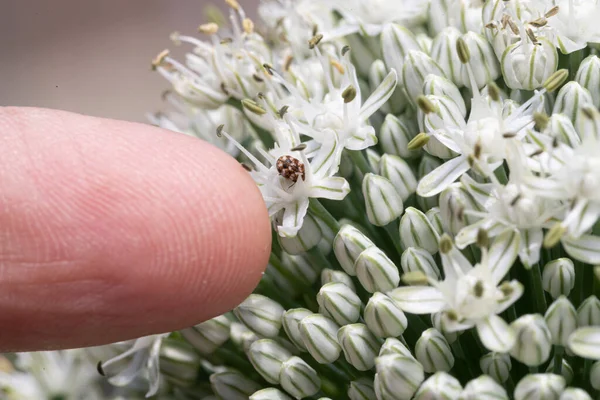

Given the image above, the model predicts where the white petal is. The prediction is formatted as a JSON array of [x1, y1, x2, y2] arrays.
[[518, 228, 543, 267], [455, 219, 500, 249], [440, 245, 473, 282], [460, 174, 494, 208], [279, 199, 309, 237], [360, 69, 398, 120], [562, 234, 600, 264], [568, 327, 600, 360], [417, 156, 470, 197], [564, 199, 600, 238], [476, 315, 516, 353], [311, 129, 340, 177], [346, 126, 378, 151], [495, 280, 524, 314], [309, 177, 350, 201], [388, 286, 446, 314], [430, 129, 462, 154], [488, 230, 520, 284]]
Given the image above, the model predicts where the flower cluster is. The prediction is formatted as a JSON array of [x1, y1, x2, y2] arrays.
[[4, 0, 600, 399]]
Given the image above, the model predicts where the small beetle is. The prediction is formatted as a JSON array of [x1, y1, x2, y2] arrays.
[[276, 155, 306, 182]]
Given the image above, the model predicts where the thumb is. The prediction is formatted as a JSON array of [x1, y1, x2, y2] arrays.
[[0, 107, 271, 352]]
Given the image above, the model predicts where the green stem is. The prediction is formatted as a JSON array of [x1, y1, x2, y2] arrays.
[[309, 198, 341, 233], [528, 263, 548, 313], [569, 48, 585, 80], [505, 376, 516, 394], [383, 222, 404, 258], [552, 345, 564, 375], [493, 164, 509, 185], [528, 366, 538, 374], [348, 149, 374, 178], [574, 261, 586, 307], [307, 246, 334, 271]]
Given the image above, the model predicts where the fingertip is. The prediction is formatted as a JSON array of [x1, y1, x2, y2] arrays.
[[0, 107, 271, 350]]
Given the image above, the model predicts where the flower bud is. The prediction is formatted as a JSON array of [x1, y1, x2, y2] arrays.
[[568, 327, 600, 359], [370, 59, 408, 114], [321, 270, 355, 294], [553, 82, 594, 128], [575, 55, 600, 108], [439, 183, 479, 235], [415, 328, 454, 373], [423, 74, 467, 116], [230, 322, 259, 352], [348, 378, 376, 400], [379, 113, 419, 159], [480, 352, 512, 383], [501, 38, 558, 90], [282, 309, 313, 352], [181, 315, 231, 354], [280, 253, 319, 287], [402, 51, 445, 106], [381, 24, 421, 80], [430, 27, 465, 87], [576, 105, 600, 142], [380, 154, 418, 201], [379, 337, 415, 359], [364, 293, 408, 338], [413, 371, 462, 400], [510, 314, 553, 367], [426, 207, 444, 235], [374, 354, 425, 400], [355, 247, 400, 293], [298, 314, 342, 364], [338, 324, 381, 371], [247, 339, 292, 384], [548, 114, 580, 147], [577, 295, 600, 327], [542, 258, 576, 299], [459, 32, 500, 89], [399, 207, 440, 254], [363, 173, 404, 227], [461, 375, 509, 400], [482, 0, 521, 59], [545, 296, 578, 346], [560, 388, 593, 400], [317, 282, 362, 326], [277, 213, 322, 254], [514, 374, 566, 400], [546, 358, 574, 385], [210, 371, 262, 400], [234, 294, 285, 338], [334, 224, 376, 276], [279, 356, 321, 399], [591, 361, 600, 390], [159, 339, 201, 388], [250, 388, 292, 400], [431, 312, 459, 343]]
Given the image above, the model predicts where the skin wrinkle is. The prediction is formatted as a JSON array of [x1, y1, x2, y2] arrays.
[[0, 107, 271, 351]]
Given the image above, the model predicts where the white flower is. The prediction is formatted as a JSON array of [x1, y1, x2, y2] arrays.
[[390, 235, 523, 352], [532, 0, 600, 54], [218, 116, 349, 237], [454, 174, 558, 267], [99, 334, 168, 398]]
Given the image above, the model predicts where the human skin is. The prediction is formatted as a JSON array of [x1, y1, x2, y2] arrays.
[[0, 107, 272, 352]]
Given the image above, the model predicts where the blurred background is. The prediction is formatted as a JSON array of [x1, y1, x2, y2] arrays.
[[0, 0, 259, 122]]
